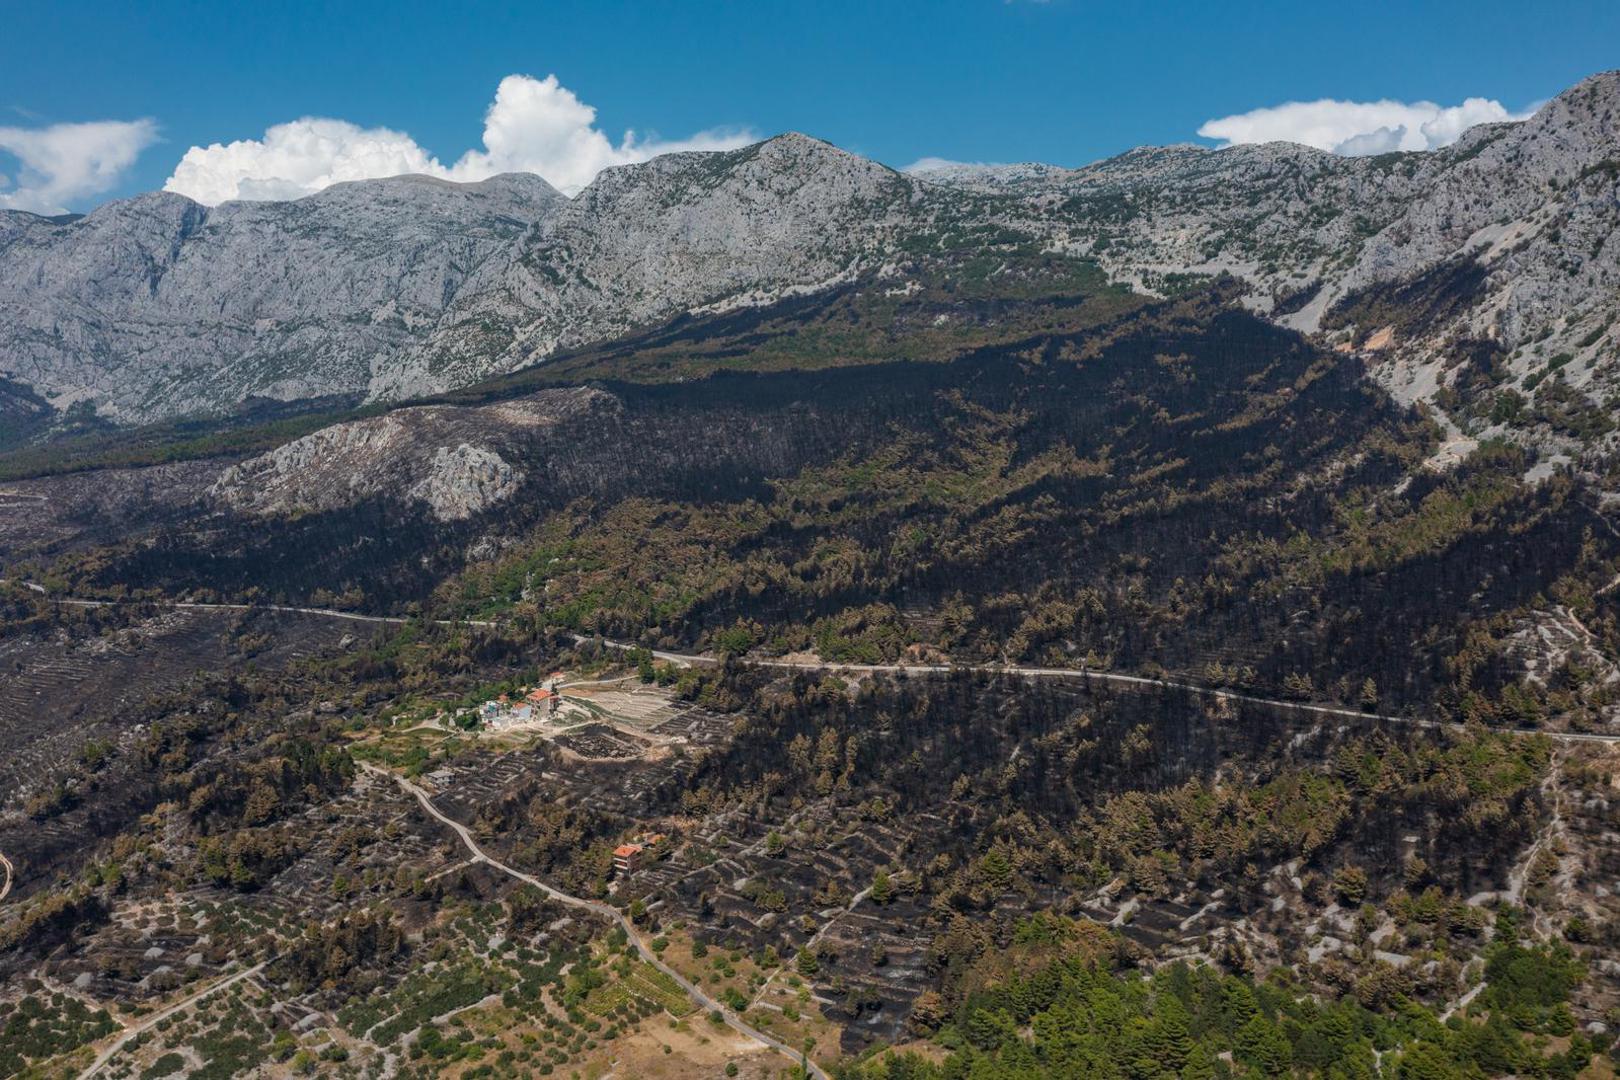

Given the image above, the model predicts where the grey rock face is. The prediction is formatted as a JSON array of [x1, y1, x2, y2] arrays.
[[926, 72, 1620, 453], [0, 135, 943, 423], [407, 444, 524, 522], [2, 74, 1619, 458], [211, 386, 609, 521], [0, 173, 565, 422]]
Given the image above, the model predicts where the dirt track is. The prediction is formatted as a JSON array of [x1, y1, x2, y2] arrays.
[[362, 764, 828, 1080]]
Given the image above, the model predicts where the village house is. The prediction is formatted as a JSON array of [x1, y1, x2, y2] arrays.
[[612, 843, 644, 875], [476, 684, 564, 729], [612, 833, 668, 876]]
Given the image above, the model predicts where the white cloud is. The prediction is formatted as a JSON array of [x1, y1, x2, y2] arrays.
[[166, 118, 446, 205], [165, 74, 754, 206], [1198, 96, 1537, 156], [901, 157, 995, 174], [444, 74, 749, 195], [0, 119, 159, 214]]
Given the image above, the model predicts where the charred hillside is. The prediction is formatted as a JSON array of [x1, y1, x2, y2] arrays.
[[16, 286, 1615, 726]]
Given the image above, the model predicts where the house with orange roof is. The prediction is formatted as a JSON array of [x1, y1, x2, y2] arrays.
[[612, 843, 644, 875]]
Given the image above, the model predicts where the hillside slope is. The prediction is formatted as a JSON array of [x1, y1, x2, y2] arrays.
[[924, 71, 1620, 458]]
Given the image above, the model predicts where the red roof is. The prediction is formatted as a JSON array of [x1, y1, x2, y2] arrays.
[[613, 843, 642, 858], [525, 688, 554, 703]]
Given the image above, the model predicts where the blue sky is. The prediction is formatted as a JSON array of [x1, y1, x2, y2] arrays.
[[2, 0, 1617, 211]]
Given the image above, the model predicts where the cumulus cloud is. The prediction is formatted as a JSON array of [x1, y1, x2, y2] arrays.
[[166, 118, 446, 205], [0, 119, 159, 214], [445, 74, 749, 195], [165, 74, 754, 206], [1198, 96, 1538, 156], [901, 157, 996, 174]]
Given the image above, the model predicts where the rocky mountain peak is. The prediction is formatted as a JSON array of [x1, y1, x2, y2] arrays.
[[387, 130, 938, 401], [2, 71, 1618, 461], [751, 131, 894, 173], [572, 130, 907, 214], [81, 188, 206, 222], [1541, 68, 1620, 129], [1507, 69, 1620, 175]]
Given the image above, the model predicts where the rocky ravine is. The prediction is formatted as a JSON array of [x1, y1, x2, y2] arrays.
[[2, 72, 1619, 459]]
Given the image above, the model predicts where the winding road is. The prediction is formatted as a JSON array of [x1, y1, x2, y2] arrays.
[[7, 577, 1613, 1075], [361, 763, 827, 1080], [0, 583, 494, 629], [586, 638, 1620, 746], [10, 577, 1620, 744]]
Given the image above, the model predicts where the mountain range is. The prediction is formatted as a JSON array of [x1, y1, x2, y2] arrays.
[[1, 70, 1616, 463]]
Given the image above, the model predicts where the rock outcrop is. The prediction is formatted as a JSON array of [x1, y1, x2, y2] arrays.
[[211, 386, 610, 521]]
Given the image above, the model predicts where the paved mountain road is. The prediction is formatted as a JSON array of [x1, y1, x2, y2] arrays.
[[587, 638, 1620, 746], [8, 583, 1619, 744], [0, 584, 494, 628]]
